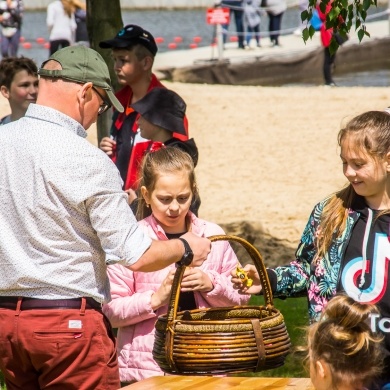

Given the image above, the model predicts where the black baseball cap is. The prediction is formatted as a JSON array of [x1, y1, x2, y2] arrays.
[[131, 88, 186, 135], [99, 24, 158, 56]]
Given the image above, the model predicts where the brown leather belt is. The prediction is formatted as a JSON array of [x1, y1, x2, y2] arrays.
[[0, 297, 102, 310]]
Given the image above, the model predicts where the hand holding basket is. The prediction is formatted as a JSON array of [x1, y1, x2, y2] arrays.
[[153, 234, 291, 375]]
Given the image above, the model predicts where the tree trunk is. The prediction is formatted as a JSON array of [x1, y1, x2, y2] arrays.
[[86, 0, 123, 143]]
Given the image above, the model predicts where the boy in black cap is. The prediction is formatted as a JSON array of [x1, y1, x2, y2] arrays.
[[99, 24, 190, 196], [128, 87, 200, 215]]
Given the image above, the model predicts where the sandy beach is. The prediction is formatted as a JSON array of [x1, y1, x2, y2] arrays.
[[149, 83, 388, 266], [3, 84, 389, 267]]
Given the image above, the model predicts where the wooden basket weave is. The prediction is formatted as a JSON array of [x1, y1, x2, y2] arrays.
[[153, 235, 291, 375]]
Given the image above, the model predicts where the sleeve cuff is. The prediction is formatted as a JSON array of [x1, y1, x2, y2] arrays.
[[256, 269, 278, 295]]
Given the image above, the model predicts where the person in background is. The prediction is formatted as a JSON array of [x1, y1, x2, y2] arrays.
[[126, 87, 200, 216], [266, 0, 286, 47], [131, 88, 197, 167], [103, 147, 249, 384], [317, 1, 349, 87], [0, 0, 23, 58], [0, 56, 38, 124], [73, 0, 88, 47], [317, 1, 336, 86], [231, 110, 390, 389], [308, 295, 383, 390], [46, 0, 77, 55], [0, 45, 210, 390], [98, 24, 189, 199], [244, 0, 261, 48], [221, 0, 245, 49]]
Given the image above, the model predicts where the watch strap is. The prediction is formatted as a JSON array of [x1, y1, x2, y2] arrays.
[[177, 237, 193, 266], [178, 237, 191, 253]]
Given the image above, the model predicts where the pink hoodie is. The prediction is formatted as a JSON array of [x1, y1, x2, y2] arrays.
[[103, 212, 250, 383]]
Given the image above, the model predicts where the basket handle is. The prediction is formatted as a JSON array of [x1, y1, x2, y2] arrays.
[[166, 234, 274, 323]]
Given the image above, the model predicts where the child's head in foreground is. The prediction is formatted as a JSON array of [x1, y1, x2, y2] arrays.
[[317, 110, 390, 258], [308, 294, 383, 390], [136, 147, 198, 227]]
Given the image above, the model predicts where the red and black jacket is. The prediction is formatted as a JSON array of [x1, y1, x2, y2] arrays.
[[109, 74, 189, 189]]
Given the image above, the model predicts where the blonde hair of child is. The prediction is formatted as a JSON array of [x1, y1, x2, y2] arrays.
[[61, 0, 75, 17], [317, 111, 390, 258], [309, 295, 383, 390], [136, 147, 199, 220]]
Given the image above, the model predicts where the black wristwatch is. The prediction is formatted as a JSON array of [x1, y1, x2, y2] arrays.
[[177, 238, 194, 266]]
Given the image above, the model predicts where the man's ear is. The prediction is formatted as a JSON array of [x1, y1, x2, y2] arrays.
[[79, 82, 93, 101], [1, 85, 10, 100], [78, 82, 93, 110]]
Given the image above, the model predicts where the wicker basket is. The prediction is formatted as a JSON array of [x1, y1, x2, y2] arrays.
[[153, 234, 291, 375]]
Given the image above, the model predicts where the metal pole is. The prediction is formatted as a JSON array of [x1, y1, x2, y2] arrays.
[[217, 23, 224, 61]]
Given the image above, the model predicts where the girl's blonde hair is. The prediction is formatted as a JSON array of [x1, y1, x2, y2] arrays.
[[309, 295, 383, 390], [317, 111, 390, 258], [61, 0, 76, 17], [136, 147, 199, 220]]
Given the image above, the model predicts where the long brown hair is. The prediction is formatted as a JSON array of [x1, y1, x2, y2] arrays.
[[317, 111, 390, 258], [61, 0, 75, 18], [136, 147, 199, 220]]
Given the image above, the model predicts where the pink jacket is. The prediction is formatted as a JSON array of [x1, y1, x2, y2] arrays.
[[103, 212, 250, 383]]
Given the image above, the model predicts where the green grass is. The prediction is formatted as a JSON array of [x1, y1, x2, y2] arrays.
[[0, 296, 309, 387]]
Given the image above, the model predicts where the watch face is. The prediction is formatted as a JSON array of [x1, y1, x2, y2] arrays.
[[182, 251, 194, 266]]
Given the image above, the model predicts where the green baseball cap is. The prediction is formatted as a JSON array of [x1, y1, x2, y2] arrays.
[[38, 46, 123, 113]]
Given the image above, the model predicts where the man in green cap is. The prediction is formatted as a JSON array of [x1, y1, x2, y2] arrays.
[[0, 46, 210, 389]]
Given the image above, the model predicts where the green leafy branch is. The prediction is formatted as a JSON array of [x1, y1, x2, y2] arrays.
[[300, 0, 376, 53]]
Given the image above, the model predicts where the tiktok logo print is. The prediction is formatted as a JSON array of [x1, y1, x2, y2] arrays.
[[341, 233, 390, 304]]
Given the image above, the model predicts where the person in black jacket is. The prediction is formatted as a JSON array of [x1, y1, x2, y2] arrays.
[[73, 0, 89, 47], [220, 0, 245, 49], [128, 87, 200, 215]]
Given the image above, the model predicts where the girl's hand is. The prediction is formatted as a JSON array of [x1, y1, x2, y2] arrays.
[[151, 269, 176, 310], [181, 267, 213, 293], [230, 264, 262, 295]]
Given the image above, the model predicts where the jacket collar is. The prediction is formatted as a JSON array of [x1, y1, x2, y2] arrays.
[[145, 211, 207, 238]]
